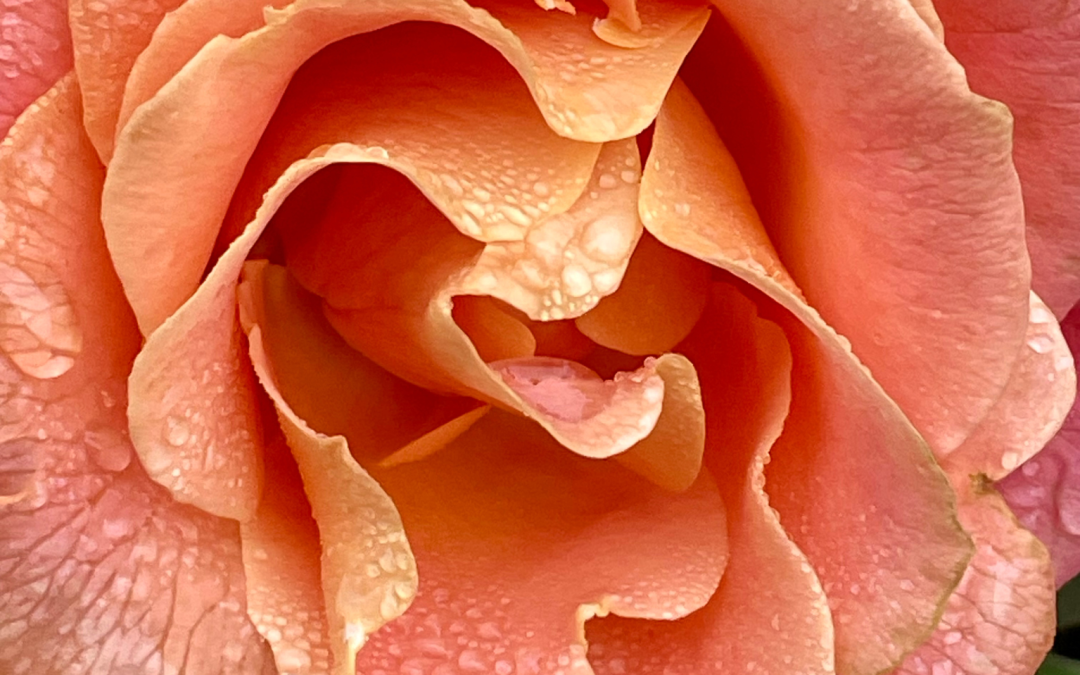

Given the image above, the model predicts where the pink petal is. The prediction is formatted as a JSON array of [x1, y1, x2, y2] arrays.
[[999, 300, 1080, 586], [931, 0, 1080, 318], [0, 0, 72, 139], [686, 3, 1031, 456], [587, 283, 835, 675], [0, 76, 272, 674], [893, 483, 1055, 675]]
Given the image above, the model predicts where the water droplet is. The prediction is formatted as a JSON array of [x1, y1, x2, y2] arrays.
[[84, 426, 132, 472], [620, 170, 638, 184], [1001, 451, 1021, 471], [0, 262, 82, 379], [597, 173, 618, 189], [560, 265, 593, 298], [674, 202, 691, 217], [533, 181, 550, 197], [1027, 334, 1054, 354], [164, 416, 190, 447]]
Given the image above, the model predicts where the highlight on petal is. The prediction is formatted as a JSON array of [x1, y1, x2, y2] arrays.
[[944, 292, 1075, 480], [694, 1, 1031, 457], [640, 61, 971, 675], [999, 301, 1080, 586], [895, 481, 1055, 675], [931, 0, 1080, 318], [575, 231, 712, 355], [68, 0, 184, 159], [356, 411, 727, 674], [588, 283, 835, 675], [1, 76, 273, 674], [103, 0, 707, 334], [0, 0, 72, 139]]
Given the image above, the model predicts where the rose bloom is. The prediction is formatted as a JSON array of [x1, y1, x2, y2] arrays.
[[2, 0, 1079, 673]]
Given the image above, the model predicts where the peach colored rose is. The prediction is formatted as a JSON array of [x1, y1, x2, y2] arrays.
[[1, 1, 1077, 675]]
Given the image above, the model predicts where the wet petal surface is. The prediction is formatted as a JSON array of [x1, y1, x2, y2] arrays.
[[0, 77, 273, 675], [588, 283, 835, 675], [0, 0, 72, 139]]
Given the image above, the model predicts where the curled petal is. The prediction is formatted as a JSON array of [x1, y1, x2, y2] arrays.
[[588, 283, 835, 675], [641, 63, 971, 675], [693, 1, 1031, 456]]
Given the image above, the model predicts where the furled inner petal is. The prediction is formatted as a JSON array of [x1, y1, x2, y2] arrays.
[[931, 0, 1080, 318], [894, 481, 1055, 675], [690, 2, 1031, 456], [455, 141, 643, 322], [592, 0, 709, 48], [354, 410, 727, 674], [641, 60, 971, 675], [241, 320, 418, 675], [943, 292, 1075, 480], [0, 77, 273, 674], [0, 0, 72, 139], [575, 231, 712, 355], [238, 261, 483, 466], [103, 0, 709, 334], [588, 283, 834, 675]]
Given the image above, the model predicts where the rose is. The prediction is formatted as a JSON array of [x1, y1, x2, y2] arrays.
[[1, 1, 1077, 674]]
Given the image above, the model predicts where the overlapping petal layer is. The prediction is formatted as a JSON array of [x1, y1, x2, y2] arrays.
[[100, 0, 707, 334], [0, 0, 72, 139], [588, 283, 835, 675], [1000, 302, 1080, 586], [932, 0, 1080, 318], [357, 411, 727, 675], [0, 77, 272, 675], [692, 2, 1031, 456], [67, 0, 184, 159], [640, 66, 971, 675]]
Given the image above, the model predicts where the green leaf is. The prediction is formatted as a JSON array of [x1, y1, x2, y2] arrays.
[[1058, 573, 1080, 630], [1041, 654, 1080, 675]]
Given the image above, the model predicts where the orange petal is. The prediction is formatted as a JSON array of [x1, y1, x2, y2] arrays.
[[68, 0, 184, 159], [588, 283, 835, 675], [0, 76, 273, 673], [0, 0, 72, 139], [356, 411, 727, 674], [103, 0, 707, 334], [279, 152, 688, 466], [909, 0, 946, 40], [944, 292, 1076, 480], [688, 3, 1031, 456], [893, 482, 1055, 675], [238, 261, 483, 466], [575, 231, 712, 355], [931, 0, 1080, 318], [240, 432, 331, 674], [242, 322, 418, 675], [642, 61, 971, 675], [592, 0, 708, 48]]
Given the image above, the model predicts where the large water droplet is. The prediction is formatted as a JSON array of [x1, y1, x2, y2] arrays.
[[164, 415, 191, 447], [0, 261, 82, 379], [84, 425, 132, 472]]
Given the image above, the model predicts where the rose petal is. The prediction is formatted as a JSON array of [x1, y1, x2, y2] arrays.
[[354, 410, 727, 675], [103, 0, 706, 334], [642, 61, 971, 675], [689, 3, 1031, 456], [0, 76, 273, 674], [943, 292, 1075, 480], [999, 300, 1080, 586], [0, 0, 72, 139], [909, 0, 946, 41], [238, 261, 483, 466], [240, 432, 331, 674], [575, 231, 712, 356], [588, 283, 835, 675], [931, 0, 1080, 318], [68, 0, 184, 159], [893, 482, 1055, 675]]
